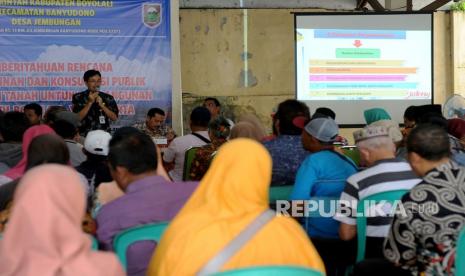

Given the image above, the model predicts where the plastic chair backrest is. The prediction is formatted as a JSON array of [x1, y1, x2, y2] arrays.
[[183, 147, 200, 181], [113, 222, 169, 270], [456, 227, 465, 276], [90, 235, 98, 250], [356, 189, 408, 262], [211, 266, 324, 276], [269, 186, 293, 203], [340, 146, 360, 167]]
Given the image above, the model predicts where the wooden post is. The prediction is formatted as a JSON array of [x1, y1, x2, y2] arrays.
[[407, 0, 413, 11], [451, 12, 465, 95], [356, 0, 368, 9], [366, 0, 385, 11]]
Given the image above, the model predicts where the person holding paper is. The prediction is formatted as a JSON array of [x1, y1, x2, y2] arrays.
[[133, 107, 176, 146], [72, 70, 119, 136]]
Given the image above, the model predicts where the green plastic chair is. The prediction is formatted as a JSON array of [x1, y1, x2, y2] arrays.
[[211, 266, 324, 276], [456, 227, 465, 276], [183, 147, 200, 181], [269, 186, 293, 203], [356, 190, 408, 262], [340, 146, 360, 167], [90, 235, 98, 250], [113, 222, 169, 270]]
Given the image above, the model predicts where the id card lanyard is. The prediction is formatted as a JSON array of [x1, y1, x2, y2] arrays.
[[99, 109, 106, 125]]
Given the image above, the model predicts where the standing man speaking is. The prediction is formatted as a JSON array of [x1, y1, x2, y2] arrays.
[[72, 70, 119, 136]]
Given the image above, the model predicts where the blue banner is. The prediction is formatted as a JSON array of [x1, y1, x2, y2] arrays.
[[0, 0, 172, 127]]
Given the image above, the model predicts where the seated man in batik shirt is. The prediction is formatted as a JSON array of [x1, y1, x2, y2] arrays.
[[384, 124, 465, 276], [133, 107, 176, 145]]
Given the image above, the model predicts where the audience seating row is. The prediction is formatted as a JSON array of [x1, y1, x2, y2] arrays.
[[64, 184, 465, 275], [110, 221, 324, 275]]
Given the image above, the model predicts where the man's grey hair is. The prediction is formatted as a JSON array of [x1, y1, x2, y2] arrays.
[[356, 136, 395, 152]]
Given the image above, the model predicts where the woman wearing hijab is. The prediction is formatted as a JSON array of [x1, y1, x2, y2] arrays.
[[147, 139, 325, 276], [0, 124, 55, 185], [0, 164, 124, 276], [230, 121, 264, 141], [0, 134, 70, 230], [236, 114, 267, 141], [363, 108, 392, 125], [189, 116, 231, 181]]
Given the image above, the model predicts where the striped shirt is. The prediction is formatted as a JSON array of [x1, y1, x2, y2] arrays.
[[335, 158, 421, 238]]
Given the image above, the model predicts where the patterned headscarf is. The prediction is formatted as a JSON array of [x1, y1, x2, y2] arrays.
[[208, 116, 231, 140]]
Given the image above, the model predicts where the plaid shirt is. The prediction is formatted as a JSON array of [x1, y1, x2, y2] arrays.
[[72, 90, 118, 136]]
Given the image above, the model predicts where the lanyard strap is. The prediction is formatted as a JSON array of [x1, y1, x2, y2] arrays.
[[197, 209, 275, 276]]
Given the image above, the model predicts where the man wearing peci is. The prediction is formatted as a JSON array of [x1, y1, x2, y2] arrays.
[[72, 69, 119, 136]]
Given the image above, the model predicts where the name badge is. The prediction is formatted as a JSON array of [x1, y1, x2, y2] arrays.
[[99, 115, 106, 124], [153, 138, 168, 145]]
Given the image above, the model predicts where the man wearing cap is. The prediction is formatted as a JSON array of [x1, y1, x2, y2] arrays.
[[76, 130, 113, 203], [335, 125, 420, 259], [290, 117, 358, 238]]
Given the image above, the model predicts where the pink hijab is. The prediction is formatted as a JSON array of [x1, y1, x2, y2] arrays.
[[4, 125, 55, 180], [0, 164, 124, 276]]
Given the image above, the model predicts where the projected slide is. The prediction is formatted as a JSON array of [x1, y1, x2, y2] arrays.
[[296, 28, 432, 101]]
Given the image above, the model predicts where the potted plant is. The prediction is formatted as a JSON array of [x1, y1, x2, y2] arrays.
[[451, 0, 465, 11]]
